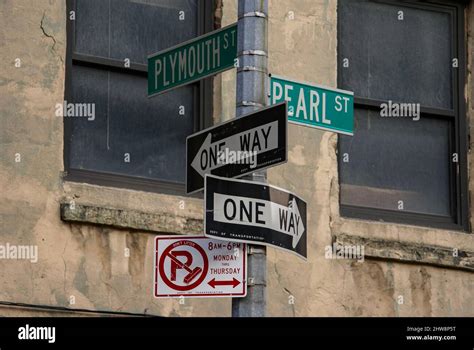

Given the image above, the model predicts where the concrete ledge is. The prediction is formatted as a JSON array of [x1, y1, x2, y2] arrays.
[[60, 202, 203, 235], [0, 302, 151, 317], [335, 233, 474, 272]]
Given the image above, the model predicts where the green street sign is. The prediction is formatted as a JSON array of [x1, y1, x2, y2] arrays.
[[148, 23, 238, 97], [269, 75, 354, 135]]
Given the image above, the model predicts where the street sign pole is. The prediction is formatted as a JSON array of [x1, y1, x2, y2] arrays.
[[232, 0, 268, 318]]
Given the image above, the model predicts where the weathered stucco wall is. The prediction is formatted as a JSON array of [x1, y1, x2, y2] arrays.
[[0, 0, 473, 317], [0, 0, 229, 317], [217, 0, 474, 317]]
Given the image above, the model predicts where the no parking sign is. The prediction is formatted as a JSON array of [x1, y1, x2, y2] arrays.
[[154, 236, 247, 298]]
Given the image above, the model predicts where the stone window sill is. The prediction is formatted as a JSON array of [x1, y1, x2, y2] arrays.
[[60, 181, 203, 235], [60, 202, 203, 234], [333, 233, 474, 272]]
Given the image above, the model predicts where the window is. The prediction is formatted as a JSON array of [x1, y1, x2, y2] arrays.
[[337, 0, 468, 230], [64, 0, 213, 195]]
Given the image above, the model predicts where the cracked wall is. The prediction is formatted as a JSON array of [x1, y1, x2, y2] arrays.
[[0, 0, 229, 317], [217, 0, 474, 317], [0, 0, 473, 317]]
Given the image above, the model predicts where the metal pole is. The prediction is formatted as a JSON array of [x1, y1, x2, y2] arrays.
[[232, 0, 268, 317]]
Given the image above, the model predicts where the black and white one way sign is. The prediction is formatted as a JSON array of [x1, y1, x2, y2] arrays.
[[205, 175, 307, 259], [186, 103, 287, 194]]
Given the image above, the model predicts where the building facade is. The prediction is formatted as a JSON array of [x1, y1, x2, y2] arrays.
[[1, 0, 473, 316]]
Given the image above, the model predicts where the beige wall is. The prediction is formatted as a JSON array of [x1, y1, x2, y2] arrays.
[[269, 0, 474, 316], [0, 0, 473, 317], [1, 0, 228, 317]]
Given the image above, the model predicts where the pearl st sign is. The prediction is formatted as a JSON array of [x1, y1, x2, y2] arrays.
[[269, 75, 354, 135]]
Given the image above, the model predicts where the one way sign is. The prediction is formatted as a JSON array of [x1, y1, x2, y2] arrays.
[[205, 175, 307, 259], [186, 103, 287, 194]]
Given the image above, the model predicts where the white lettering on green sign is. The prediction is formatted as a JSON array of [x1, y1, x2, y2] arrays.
[[269, 75, 354, 135], [148, 24, 237, 96]]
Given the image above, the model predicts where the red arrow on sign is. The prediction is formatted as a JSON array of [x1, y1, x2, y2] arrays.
[[208, 278, 240, 289]]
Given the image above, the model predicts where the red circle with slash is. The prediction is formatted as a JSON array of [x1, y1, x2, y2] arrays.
[[159, 240, 209, 291]]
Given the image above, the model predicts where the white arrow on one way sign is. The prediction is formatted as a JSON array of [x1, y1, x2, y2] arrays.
[[212, 193, 305, 248], [191, 121, 278, 178]]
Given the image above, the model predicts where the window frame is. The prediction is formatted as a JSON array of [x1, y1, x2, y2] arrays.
[[63, 0, 214, 196], [337, 0, 469, 231]]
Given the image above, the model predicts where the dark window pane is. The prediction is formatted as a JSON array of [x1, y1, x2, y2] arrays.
[[69, 65, 195, 183], [75, 0, 198, 64], [339, 109, 451, 216], [339, 0, 452, 109]]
